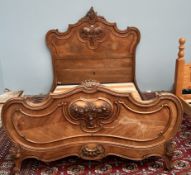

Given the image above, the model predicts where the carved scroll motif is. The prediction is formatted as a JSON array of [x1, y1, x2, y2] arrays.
[[81, 80, 100, 90], [80, 144, 105, 159], [79, 25, 105, 49], [78, 7, 106, 49], [82, 7, 98, 24], [63, 97, 118, 132]]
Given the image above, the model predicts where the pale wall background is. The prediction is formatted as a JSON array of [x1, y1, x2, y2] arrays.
[[0, 0, 191, 95], [0, 59, 3, 93]]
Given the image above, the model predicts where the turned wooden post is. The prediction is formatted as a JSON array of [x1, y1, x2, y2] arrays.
[[174, 38, 186, 97]]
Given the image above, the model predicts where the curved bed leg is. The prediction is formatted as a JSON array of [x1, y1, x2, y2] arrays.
[[163, 155, 172, 170], [13, 158, 22, 175], [163, 140, 175, 170], [9, 145, 22, 175]]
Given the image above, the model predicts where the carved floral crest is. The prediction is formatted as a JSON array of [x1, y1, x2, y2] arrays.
[[81, 80, 100, 90], [78, 7, 106, 49], [79, 25, 105, 48], [82, 7, 98, 24]]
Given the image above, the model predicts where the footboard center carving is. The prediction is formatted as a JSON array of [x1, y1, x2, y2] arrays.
[[66, 97, 114, 132]]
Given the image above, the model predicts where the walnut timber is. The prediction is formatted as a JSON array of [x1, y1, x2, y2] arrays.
[[2, 7, 182, 174]]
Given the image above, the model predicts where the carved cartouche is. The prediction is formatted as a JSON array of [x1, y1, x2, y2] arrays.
[[65, 97, 114, 132]]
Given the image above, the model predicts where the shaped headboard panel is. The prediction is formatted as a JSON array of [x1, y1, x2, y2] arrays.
[[46, 7, 140, 91]]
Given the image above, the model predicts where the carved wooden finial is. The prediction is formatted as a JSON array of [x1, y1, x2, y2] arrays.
[[86, 7, 96, 18], [81, 80, 100, 89], [84, 7, 98, 24], [178, 38, 186, 59]]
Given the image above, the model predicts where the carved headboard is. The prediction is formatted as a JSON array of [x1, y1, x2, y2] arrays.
[[46, 7, 140, 91]]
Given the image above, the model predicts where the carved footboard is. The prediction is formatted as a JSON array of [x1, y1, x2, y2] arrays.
[[2, 82, 182, 174]]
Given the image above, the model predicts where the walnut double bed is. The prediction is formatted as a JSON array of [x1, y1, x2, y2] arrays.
[[2, 8, 182, 174]]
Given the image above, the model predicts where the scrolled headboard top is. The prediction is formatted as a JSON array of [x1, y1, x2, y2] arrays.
[[46, 7, 141, 91]]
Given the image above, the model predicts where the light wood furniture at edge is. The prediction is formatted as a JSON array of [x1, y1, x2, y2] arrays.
[[2, 8, 183, 174], [0, 90, 23, 127], [175, 38, 191, 116]]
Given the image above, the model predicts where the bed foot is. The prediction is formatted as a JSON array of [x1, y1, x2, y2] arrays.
[[163, 140, 175, 170], [163, 155, 172, 170], [13, 158, 22, 175], [10, 145, 22, 175]]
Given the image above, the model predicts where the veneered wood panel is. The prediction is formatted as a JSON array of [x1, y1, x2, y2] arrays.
[[56, 68, 133, 84], [46, 8, 140, 90], [55, 57, 133, 69]]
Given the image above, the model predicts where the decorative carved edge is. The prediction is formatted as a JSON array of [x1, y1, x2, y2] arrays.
[[81, 80, 100, 90], [46, 7, 141, 54], [46, 7, 140, 40], [8, 141, 177, 173], [80, 144, 105, 159], [3, 86, 181, 112], [80, 7, 99, 24]]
